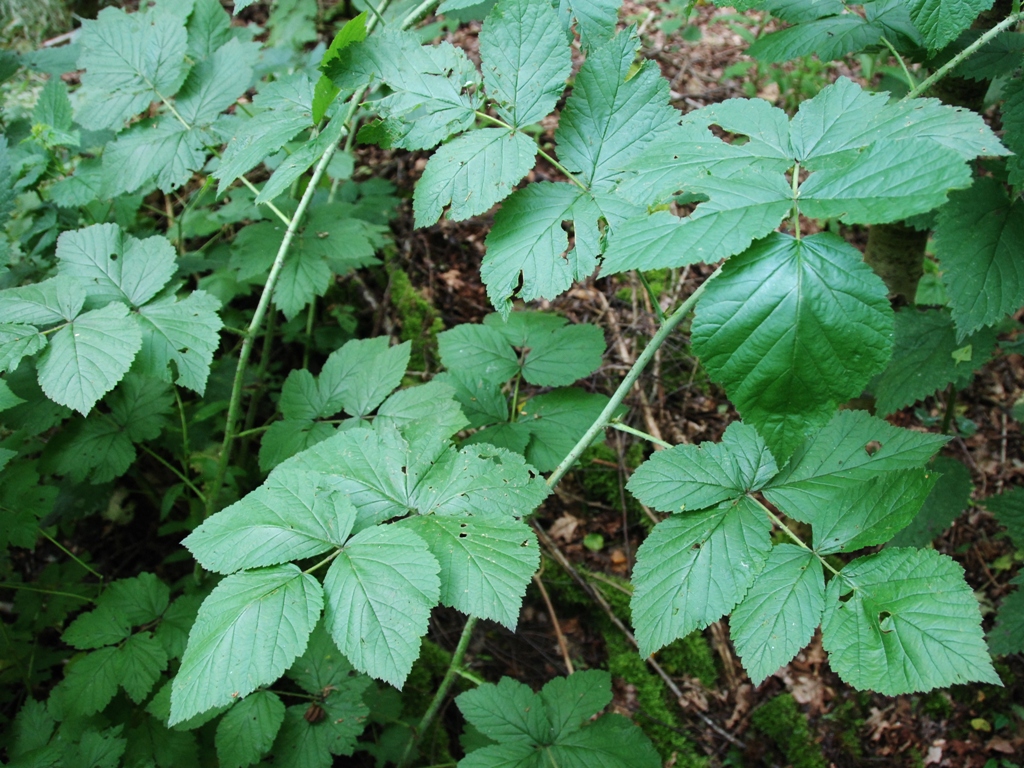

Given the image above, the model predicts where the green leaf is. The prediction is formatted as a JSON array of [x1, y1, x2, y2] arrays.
[[630, 496, 772, 656], [156, 593, 203, 661], [934, 178, 1024, 337], [255, 118, 346, 205], [56, 224, 176, 308], [327, 29, 481, 150], [101, 571, 171, 625], [1002, 76, 1024, 189], [457, 670, 661, 768], [117, 632, 168, 702], [269, 687, 371, 767], [259, 420, 337, 472], [481, 182, 601, 316], [0, 324, 45, 373], [557, 0, 622, 50], [34, 77, 76, 139], [983, 486, 1024, 549], [602, 170, 793, 275], [375, 380, 470, 448], [170, 564, 324, 725], [314, 13, 368, 124], [54, 647, 122, 717], [906, 0, 994, 50], [63, 606, 132, 650], [398, 515, 538, 628], [185, 468, 357, 573], [37, 302, 143, 415], [0, 276, 85, 326], [479, 0, 571, 127], [43, 415, 134, 484], [414, 129, 536, 227], [747, 14, 883, 63], [799, 140, 973, 224], [730, 544, 824, 686], [519, 389, 611, 472], [988, 573, 1024, 656], [871, 308, 997, 416], [627, 422, 777, 513], [323, 524, 440, 686], [176, 38, 258, 126], [811, 468, 938, 554], [101, 118, 208, 195], [555, 30, 676, 192], [691, 232, 893, 459], [519, 322, 605, 387], [318, 337, 411, 418], [75, 6, 189, 131], [187, 0, 234, 61], [287, 620, 359, 693], [765, 410, 947, 515], [215, 691, 285, 768], [435, 369, 509, 427], [215, 74, 315, 194], [135, 290, 223, 395], [438, 324, 520, 384], [821, 548, 999, 694], [889, 456, 973, 548]]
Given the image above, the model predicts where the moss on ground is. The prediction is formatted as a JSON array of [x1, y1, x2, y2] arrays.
[[386, 259, 443, 371], [750, 693, 826, 768]]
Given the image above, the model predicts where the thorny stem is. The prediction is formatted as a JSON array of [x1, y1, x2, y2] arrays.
[[473, 110, 589, 192], [546, 267, 721, 488], [609, 420, 672, 449], [398, 616, 479, 768], [880, 35, 916, 92], [903, 12, 1024, 101]]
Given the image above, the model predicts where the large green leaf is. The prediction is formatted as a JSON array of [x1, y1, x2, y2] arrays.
[[630, 497, 772, 656], [398, 515, 538, 629], [135, 290, 223, 395], [691, 232, 893, 459], [75, 6, 189, 131], [764, 410, 948, 519], [457, 670, 661, 768], [601, 170, 792, 274], [729, 544, 824, 686], [175, 37, 258, 127], [821, 548, 999, 694], [322, 524, 439, 686], [185, 468, 357, 574], [170, 565, 324, 725], [101, 117, 208, 196], [215, 691, 285, 768], [800, 140, 972, 224], [117, 632, 168, 703], [0, 276, 85, 326], [56, 224, 176, 308], [871, 308, 997, 416], [327, 28, 481, 150], [810, 468, 938, 554], [317, 337, 410, 418], [747, 13, 882, 63], [37, 302, 142, 415], [555, 30, 676, 192], [935, 178, 1024, 337], [414, 128, 536, 226], [479, 0, 571, 127], [480, 182, 601, 316], [906, 0, 994, 50], [557, 0, 622, 50], [626, 421, 777, 513], [519, 389, 611, 472], [983, 486, 1024, 548]]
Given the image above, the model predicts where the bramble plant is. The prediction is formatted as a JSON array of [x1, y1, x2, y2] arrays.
[[1, 0, 1023, 764]]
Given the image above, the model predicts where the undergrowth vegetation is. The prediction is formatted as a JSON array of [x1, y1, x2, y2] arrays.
[[1, 0, 1023, 765]]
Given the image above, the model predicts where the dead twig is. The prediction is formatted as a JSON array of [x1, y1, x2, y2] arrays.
[[533, 568, 575, 675]]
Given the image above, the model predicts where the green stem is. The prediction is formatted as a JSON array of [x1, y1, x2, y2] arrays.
[[609, 421, 672, 449], [880, 35, 915, 92], [39, 530, 103, 579], [747, 494, 840, 577], [176, 176, 214, 254], [174, 386, 191, 473], [205, 0, 402, 518], [303, 549, 342, 575], [903, 12, 1023, 101], [238, 176, 292, 226], [303, 298, 316, 371], [941, 384, 957, 434], [546, 267, 721, 488], [0, 583, 93, 601], [139, 444, 207, 503], [509, 370, 523, 422], [473, 110, 588, 192], [399, 0, 438, 28], [234, 425, 272, 438], [398, 616, 479, 768], [636, 271, 666, 324]]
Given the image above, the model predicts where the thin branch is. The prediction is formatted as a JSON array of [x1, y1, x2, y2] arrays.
[[609, 421, 673, 449], [534, 572, 575, 674]]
